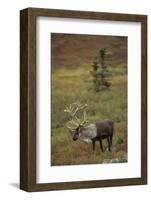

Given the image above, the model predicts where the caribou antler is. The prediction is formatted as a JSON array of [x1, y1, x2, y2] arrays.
[[80, 108, 88, 126], [64, 101, 88, 130]]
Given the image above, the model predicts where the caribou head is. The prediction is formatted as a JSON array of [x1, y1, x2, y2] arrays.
[[64, 101, 88, 141]]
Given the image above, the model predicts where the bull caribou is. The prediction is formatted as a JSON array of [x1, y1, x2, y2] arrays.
[[64, 102, 114, 152]]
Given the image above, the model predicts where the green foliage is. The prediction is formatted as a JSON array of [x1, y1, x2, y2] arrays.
[[92, 61, 99, 71], [90, 48, 112, 92], [116, 137, 124, 145], [99, 48, 106, 66]]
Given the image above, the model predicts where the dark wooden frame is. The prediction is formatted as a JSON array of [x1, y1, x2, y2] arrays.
[[20, 7, 147, 192]]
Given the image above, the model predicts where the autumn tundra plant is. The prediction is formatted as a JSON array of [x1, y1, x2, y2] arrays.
[[90, 48, 112, 92], [64, 102, 114, 152]]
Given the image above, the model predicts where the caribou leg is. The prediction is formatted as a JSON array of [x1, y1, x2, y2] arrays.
[[92, 140, 95, 152], [107, 137, 111, 152], [99, 139, 104, 152], [110, 135, 113, 146]]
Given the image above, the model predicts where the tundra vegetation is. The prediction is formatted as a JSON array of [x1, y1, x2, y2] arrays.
[[51, 33, 127, 166]]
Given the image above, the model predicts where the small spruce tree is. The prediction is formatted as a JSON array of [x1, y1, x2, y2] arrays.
[[90, 48, 111, 92]]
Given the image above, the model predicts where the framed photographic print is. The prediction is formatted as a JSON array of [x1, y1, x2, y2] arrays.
[[20, 8, 147, 191]]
